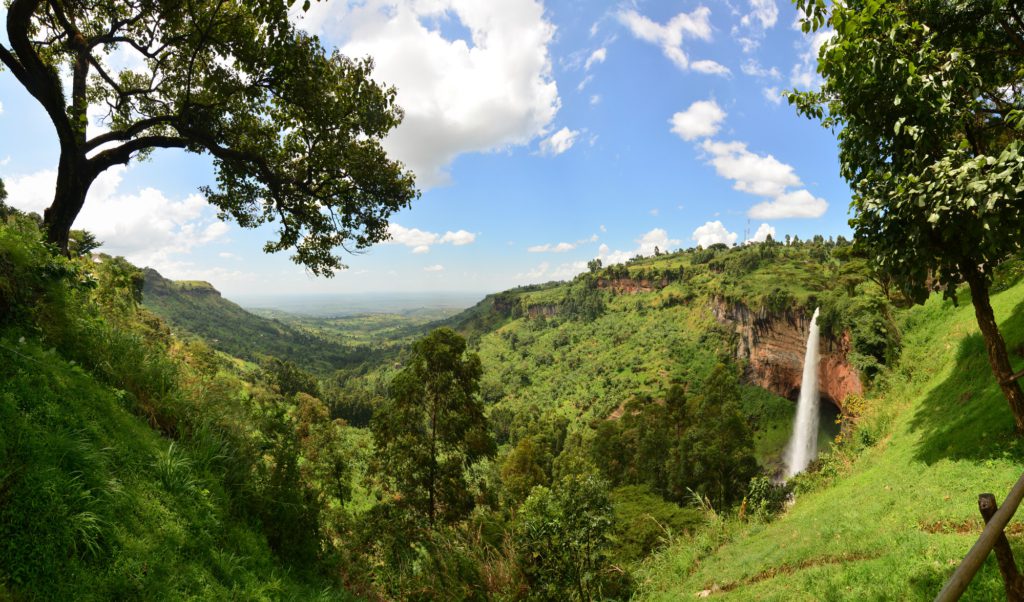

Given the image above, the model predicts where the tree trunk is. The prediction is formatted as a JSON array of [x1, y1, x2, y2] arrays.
[[43, 152, 91, 254], [966, 269, 1024, 435]]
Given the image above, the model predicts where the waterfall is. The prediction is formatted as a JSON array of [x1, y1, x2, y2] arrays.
[[785, 307, 821, 478]]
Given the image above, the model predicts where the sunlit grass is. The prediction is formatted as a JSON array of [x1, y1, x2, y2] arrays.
[[636, 280, 1024, 600]]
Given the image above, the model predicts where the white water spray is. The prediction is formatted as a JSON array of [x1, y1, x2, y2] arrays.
[[786, 307, 821, 478]]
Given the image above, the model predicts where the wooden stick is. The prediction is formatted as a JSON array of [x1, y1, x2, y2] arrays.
[[978, 493, 1024, 601], [1003, 369, 1024, 386], [936, 471, 1024, 601]]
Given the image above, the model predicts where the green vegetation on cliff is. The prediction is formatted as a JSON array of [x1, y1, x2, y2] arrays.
[[636, 279, 1024, 600], [9, 197, 1024, 599]]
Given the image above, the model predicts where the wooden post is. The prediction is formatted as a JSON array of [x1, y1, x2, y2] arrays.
[[979, 493, 1024, 601], [936, 471, 1024, 601]]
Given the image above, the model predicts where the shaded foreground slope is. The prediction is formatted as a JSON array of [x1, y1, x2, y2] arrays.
[[0, 336, 353, 600], [638, 280, 1024, 600], [0, 223, 353, 600]]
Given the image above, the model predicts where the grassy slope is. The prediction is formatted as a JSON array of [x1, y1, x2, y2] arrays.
[[637, 280, 1024, 600], [142, 269, 360, 373], [0, 336, 350, 600]]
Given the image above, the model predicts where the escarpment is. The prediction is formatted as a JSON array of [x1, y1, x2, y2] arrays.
[[710, 298, 863, 410]]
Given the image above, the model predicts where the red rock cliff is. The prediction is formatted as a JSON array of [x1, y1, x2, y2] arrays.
[[710, 298, 862, 410]]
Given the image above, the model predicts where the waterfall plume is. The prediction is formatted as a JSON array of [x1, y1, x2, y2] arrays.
[[786, 307, 821, 478]]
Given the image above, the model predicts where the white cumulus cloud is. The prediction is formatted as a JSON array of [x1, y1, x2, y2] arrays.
[[692, 220, 738, 247], [597, 228, 680, 265], [749, 189, 828, 219], [741, 59, 781, 79], [527, 241, 575, 253], [617, 7, 717, 72], [299, 0, 560, 188], [691, 60, 731, 76], [671, 99, 727, 141], [3, 166, 229, 269], [386, 223, 477, 253], [540, 127, 579, 156], [747, 222, 776, 243], [699, 140, 828, 218], [423, 264, 445, 272], [762, 86, 783, 105], [742, 0, 778, 29], [701, 140, 800, 197], [440, 229, 476, 245]]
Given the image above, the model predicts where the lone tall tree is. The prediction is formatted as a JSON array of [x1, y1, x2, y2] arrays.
[[791, 0, 1024, 432], [371, 328, 495, 525], [0, 0, 416, 274]]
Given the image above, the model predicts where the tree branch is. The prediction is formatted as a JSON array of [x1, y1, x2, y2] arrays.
[[7, 0, 77, 147], [88, 135, 190, 173], [0, 44, 30, 85], [85, 116, 179, 151]]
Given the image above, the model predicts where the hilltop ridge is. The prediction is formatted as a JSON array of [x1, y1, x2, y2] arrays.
[[141, 268, 364, 373]]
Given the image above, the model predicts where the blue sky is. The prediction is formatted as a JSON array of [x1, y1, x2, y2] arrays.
[[0, 0, 844, 297]]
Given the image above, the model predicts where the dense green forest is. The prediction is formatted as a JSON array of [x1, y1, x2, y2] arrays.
[[0, 196, 907, 599], [3, 0, 1024, 599], [5, 192, 1024, 599]]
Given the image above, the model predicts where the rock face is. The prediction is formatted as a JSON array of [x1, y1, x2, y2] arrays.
[[710, 298, 862, 410], [526, 303, 559, 318], [492, 295, 521, 317]]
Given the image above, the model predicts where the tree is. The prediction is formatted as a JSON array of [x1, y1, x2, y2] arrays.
[[0, 178, 9, 220], [514, 474, 622, 602], [676, 364, 757, 507], [500, 436, 549, 508], [0, 1, 416, 272], [67, 230, 101, 257], [790, 0, 1024, 432], [371, 327, 495, 525]]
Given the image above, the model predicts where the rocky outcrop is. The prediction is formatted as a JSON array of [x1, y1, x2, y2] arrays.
[[526, 303, 559, 318], [710, 298, 862, 410], [143, 268, 221, 299], [492, 295, 521, 317]]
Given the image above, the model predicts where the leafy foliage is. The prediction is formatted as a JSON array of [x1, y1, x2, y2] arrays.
[[790, 0, 1024, 430], [515, 474, 629, 601], [1, 0, 417, 268], [372, 328, 496, 525], [0, 221, 356, 599]]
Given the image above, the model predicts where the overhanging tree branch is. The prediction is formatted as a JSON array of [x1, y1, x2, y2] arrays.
[[88, 135, 190, 172], [3, 0, 418, 272], [7, 0, 77, 147]]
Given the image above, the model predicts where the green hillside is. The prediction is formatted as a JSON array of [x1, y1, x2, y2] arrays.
[[0, 219, 355, 600], [142, 268, 369, 373], [8, 201, 1024, 599], [0, 336, 352, 600], [637, 279, 1024, 600]]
